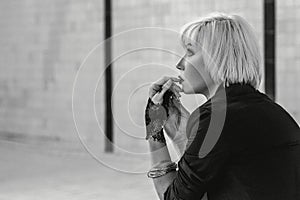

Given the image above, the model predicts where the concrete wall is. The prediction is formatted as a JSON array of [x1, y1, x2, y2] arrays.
[[0, 0, 104, 151], [0, 0, 298, 155], [277, 0, 300, 122]]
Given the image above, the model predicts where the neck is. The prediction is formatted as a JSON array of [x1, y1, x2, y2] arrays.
[[202, 83, 220, 99]]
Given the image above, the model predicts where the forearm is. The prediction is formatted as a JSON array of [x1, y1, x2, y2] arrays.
[[148, 139, 176, 199], [172, 135, 188, 157], [144, 90, 182, 199], [163, 128, 188, 157]]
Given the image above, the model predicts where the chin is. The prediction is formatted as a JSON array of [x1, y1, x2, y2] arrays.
[[183, 85, 206, 94], [181, 82, 204, 94], [182, 87, 196, 94], [180, 84, 192, 94]]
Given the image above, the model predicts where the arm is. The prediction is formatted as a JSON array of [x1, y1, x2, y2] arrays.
[[163, 108, 230, 200], [146, 102, 230, 200], [145, 101, 188, 199], [145, 76, 196, 199], [172, 134, 188, 157], [147, 138, 177, 200], [145, 77, 183, 199], [166, 128, 188, 157], [163, 98, 190, 158], [147, 115, 189, 199]]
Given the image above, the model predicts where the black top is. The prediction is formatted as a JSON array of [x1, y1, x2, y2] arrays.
[[164, 84, 300, 200]]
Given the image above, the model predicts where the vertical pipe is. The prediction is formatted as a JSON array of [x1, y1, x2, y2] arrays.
[[264, 0, 276, 101], [104, 0, 113, 152]]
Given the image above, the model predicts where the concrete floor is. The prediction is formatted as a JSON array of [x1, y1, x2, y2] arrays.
[[0, 141, 158, 200]]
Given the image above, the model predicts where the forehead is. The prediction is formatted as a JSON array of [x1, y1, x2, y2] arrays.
[[181, 26, 204, 49]]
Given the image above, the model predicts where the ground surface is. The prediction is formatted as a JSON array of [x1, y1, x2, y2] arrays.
[[0, 140, 158, 200]]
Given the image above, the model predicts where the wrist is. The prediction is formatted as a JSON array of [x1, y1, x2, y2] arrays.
[[172, 134, 187, 156], [148, 136, 167, 151], [173, 133, 187, 142], [148, 139, 172, 165]]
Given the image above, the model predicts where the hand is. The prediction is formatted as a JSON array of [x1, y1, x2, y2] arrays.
[[148, 76, 189, 141], [148, 76, 182, 105], [163, 97, 190, 142], [163, 98, 190, 156], [144, 76, 183, 143]]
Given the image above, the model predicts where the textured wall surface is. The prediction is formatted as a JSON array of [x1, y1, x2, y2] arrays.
[[0, 0, 298, 154], [0, 0, 104, 150], [277, 0, 300, 123]]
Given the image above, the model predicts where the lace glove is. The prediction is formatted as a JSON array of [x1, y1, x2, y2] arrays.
[[144, 90, 179, 143]]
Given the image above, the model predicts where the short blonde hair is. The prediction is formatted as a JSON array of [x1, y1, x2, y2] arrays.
[[180, 12, 262, 88]]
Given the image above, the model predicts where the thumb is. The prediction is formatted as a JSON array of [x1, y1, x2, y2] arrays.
[[152, 79, 173, 104], [160, 79, 173, 96]]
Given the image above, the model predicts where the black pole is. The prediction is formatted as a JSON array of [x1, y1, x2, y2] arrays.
[[264, 0, 276, 101], [104, 0, 113, 152]]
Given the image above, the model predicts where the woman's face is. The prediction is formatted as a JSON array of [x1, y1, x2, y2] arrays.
[[176, 43, 215, 96]]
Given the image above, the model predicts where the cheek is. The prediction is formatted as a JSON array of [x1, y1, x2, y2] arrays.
[[183, 65, 208, 94], [186, 66, 204, 85], [187, 55, 206, 82], [183, 55, 209, 93]]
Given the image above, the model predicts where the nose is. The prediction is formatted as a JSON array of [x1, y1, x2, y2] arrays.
[[176, 56, 185, 71]]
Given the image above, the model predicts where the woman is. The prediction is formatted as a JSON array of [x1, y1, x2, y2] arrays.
[[144, 13, 300, 200]]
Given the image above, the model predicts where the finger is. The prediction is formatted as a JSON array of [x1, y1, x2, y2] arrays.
[[170, 85, 182, 98], [170, 89, 181, 99], [149, 83, 161, 97], [154, 76, 180, 86], [156, 79, 173, 100], [149, 77, 179, 98], [151, 80, 173, 104], [152, 84, 161, 91], [170, 77, 181, 82], [174, 92, 181, 99], [149, 76, 181, 99], [161, 79, 173, 95], [151, 92, 163, 104], [149, 86, 157, 98], [171, 83, 183, 92], [169, 86, 177, 97]]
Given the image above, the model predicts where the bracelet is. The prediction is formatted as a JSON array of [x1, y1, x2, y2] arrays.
[[147, 162, 178, 178]]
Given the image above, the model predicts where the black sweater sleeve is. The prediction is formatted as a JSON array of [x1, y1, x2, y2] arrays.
[[163, 104, 230, 200]]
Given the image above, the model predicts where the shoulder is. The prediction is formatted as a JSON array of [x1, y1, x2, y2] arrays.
[[226, 89, 299, 129]]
